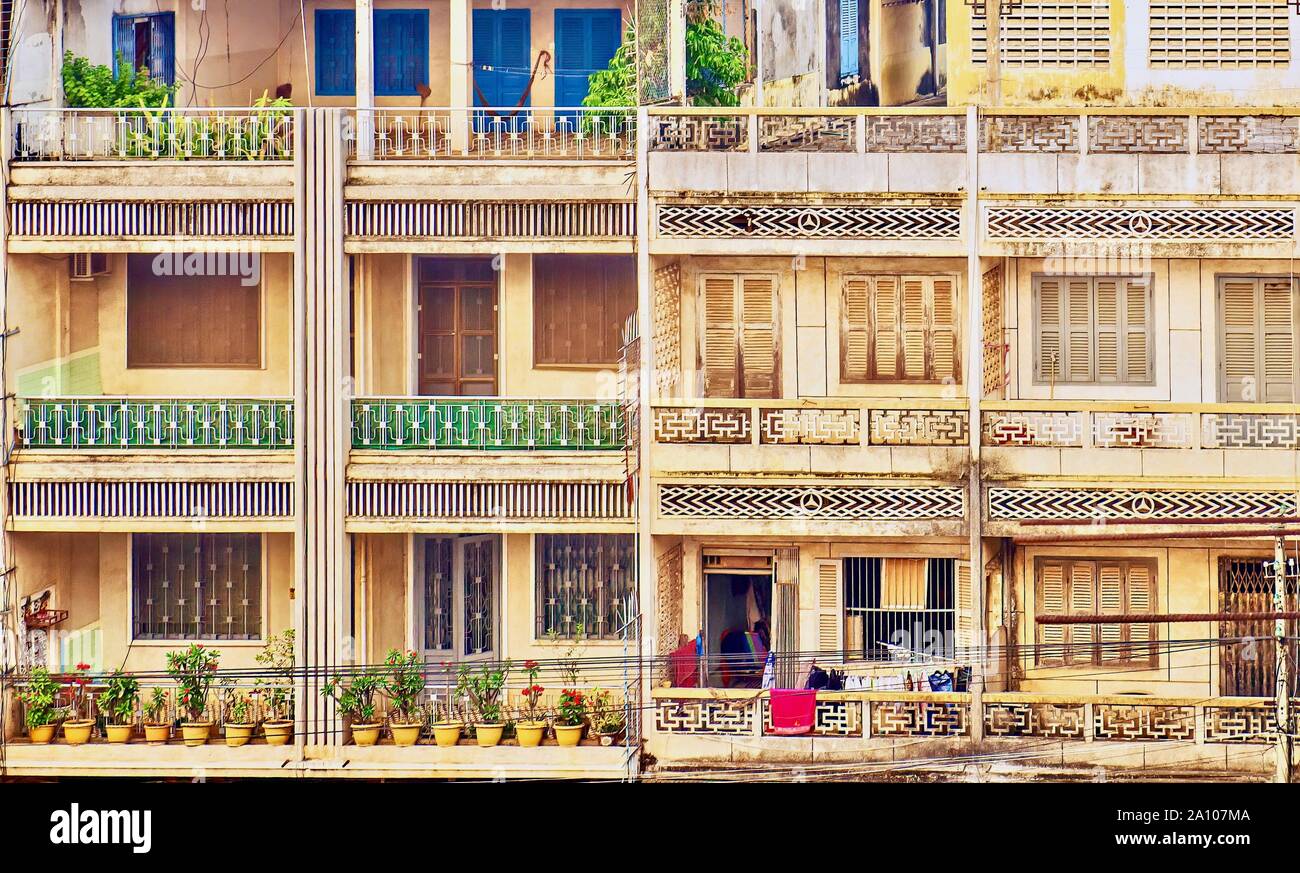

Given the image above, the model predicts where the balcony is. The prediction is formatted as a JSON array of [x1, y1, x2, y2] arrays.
[[351, 398, 625, 451], [18, 398, 294, 451]]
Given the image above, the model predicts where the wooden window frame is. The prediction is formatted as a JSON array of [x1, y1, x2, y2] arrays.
[[1032, 273, 1155, 386], [532, 254, 637, 369], [840, 272, 961, 385], [1216, 274, 1299, 403], [1034, 556, 1158, 668]]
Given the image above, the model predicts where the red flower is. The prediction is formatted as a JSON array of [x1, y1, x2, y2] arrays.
[[75, 662, 91, 672], [524, 660, 539, 670]]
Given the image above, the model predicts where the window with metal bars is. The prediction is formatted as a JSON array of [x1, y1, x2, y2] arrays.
[[843, 557, 955, 661], [1218, 556, 1299, 697], [131, 533, 263, 640], [1149, 0, 1291, 68], [970, 0, 1111, 67], [535, 534, 635, 640], [1034, 557, 1157, 667]]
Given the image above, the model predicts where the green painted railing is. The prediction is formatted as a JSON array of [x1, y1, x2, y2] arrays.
[[351, 398, 626, 450], [18, 398, 294, 449]]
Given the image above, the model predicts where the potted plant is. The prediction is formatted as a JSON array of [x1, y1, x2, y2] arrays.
[[554, 688, 588, 747], [62, 662, 96, 745], [166, 643, 220, 746], [143, 688, 171, 743], [18, 667, 60, 744], [100, 672, 140, 744], [588, 687, 626, 745], [457, 661, 511, 748], [321, 668, 384, 746], [223, 688, 255, 747], [430, 696, 462, 747], [255, 629, 295, 745], [384, 649, 426, 747], [516, 660, 547, 748]]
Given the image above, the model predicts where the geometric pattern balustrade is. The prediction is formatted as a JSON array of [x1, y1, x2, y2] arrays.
[[351, 398, 626, 450], [18, 398, 293, 449]]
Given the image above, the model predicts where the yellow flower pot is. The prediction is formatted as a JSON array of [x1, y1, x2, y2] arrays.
[[63, 720, 95, 745], [224, 723, 254, 747], [28, 724, 56, 744], [554, 724, 585, 747], [432, 723, 462, 747], [475, 723, 504, 747], [351, 723, 382, 746], [263, 720, 293, 746], [515, 721, 547, 747], [144, 724, 171, 744], [106, 724, 134, 744], [390, 723, 422, 747], [181, 721, 212, 747]]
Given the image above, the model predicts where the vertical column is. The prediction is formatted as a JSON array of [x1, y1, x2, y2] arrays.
[[296, 108, 351, 747], [355, 0, 375, 160], [635, 106, 656, 708], [669, 0, 687, 103], [450, 0, 475, 154], [965, 105, 986, 744], [1274, 537, 1291, 783]]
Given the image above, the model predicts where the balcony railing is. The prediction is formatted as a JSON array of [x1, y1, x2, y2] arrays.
[[10, 107, 294, 161], [652, 400, 969, 447], [349, 107, 636, 160], [982, 402, 1300, 450], [351, 398, 627, 450], [18, 398, 294, 450]]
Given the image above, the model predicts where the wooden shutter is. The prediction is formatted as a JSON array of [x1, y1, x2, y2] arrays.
[[1261, 278, 1296, 403], [112, 16, 136, 77], [1097, 562, 1125, 660], [1068, 561, 1096, 664], [1124, 278, 1152, 382], [701, 275, 738, 397], [815, 559, 843, 659], [739, 276, 778, 398], [841, 277, 871, 381], [1221, 278, 1259, 401], [1094, 278, 1121, 382], [1037, 561, 1068, 666], [1220, 277, 1296, 403], [900, 277, 928, 379], [1037, 277, 1063, 381], [955, 559, 973, 653], [931, 276, 958, 381], [375, 10, 430, 96], [1126, 563, 1156, 666], [774, 548, 799, 683], [314, 9, 358, 96], [872, 275, 900, 380], [840, 0, 860, 79], [1065, 278, 1094, 382], [149, 12, 176, 85]]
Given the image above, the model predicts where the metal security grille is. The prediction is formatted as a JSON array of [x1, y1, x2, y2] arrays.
[[1150, 1, 1290, 68], [423, 537, 453, 651], [971, 1, 1111, 66], [536, 534, 636, 639], [131, 533, 262, 640], [843, 557, 956, 661], [1218, 557, 1299, 697]]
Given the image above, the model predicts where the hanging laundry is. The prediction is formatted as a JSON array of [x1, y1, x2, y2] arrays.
[[769, 689, 817, 736]]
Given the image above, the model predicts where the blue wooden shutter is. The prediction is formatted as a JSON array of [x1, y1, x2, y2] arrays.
[[554, 9, 622, 109], [375, 9, 429, 96], [840, 0, 859, 79], [150, 13, 176, 85], [112, 16, 135, 77], [315, 9, 356, 96], [472, 9, 531, 108]]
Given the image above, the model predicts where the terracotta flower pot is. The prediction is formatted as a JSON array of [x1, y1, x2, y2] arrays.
[[144, 723, 171, 744], [224, 723, 255, 747], [554, 723, 585, 747], [432, 723, 462, 747], [263, 720, 293, 746], [28, 724, 56, 744], [63, 720, 95, 745], [474, 723, 504, 747], [106, 724, 134, 744], [390, 723, 422, 747], [515, 721, 547, 747], [351, 723, 382, 746], [181, 721, 213, 747]]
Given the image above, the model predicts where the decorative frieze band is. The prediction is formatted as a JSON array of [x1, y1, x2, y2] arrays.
[[653, 406, 968, 447], [985, 207, 1295, 241], [346, 480, 633, 520], [345, 200, 636, 239], [658, 484, 965, 521], [7, 200, 293, 238], [8, 480, 293, 519], [656, 204, 962, 240], [987, 487, 1298, 522]]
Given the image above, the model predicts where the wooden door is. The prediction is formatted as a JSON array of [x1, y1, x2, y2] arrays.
[[418, 282, 498, 396]]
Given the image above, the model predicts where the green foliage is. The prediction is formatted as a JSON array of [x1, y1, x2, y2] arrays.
[[20, 667, 60, 729], [583, 24, 638, 107], [321, 668, 384, 725], [119, 92, 294, 160], [455, 661, 511, 725], [61, 51, 177, 108], [254, 628, 295, 720], [556, 688, 588, 727], [383, 649, 426, 725], [685, 17, 747, 106], [224, 689, 253, 725], [165, 643, 220, 723], [100, 672, 140, 726], [143, 688, 169, 725]]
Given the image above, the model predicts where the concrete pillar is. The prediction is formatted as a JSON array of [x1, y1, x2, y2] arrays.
[[965, 105, 985, 744], [669, 0, 687, 103], [450, 0, 475, 154], [355, 0, 375, 159]]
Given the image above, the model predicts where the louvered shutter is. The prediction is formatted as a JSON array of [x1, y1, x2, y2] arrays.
[[315, 9, 357, 96], [375, 10, 430, 96], [1095, 278, 1121, 382], [1068, 561, 1096, 664], [841, 277, 871, 381], [1221, 278, 1265, 401], [1097, 562, 1124, 661], [1126, 563, 1155, 666], [772, 548, 800, 685], [840, 0, 860, 79], [955, 559, 973, 654], [701, 275, 738, 397], [1037, 562, 1068, 666], [872, 275, 900, 379], [900, 277, 928, 379], [1125, 278, 1152, 382], [112, 16, 136, 77], [1037, 277, 1063, 381], [739, 276, 778, 398], [931, 276, 958, 381], [150, 13, 176, 85], [816, 559, 843, 660], [1065, 278, 1094, 382], [1261, 278, 1296, 403]]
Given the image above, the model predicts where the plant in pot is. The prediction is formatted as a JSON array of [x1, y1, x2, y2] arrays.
[[515, 660, 547, 748], [99, 672, 140, 744], [321, 668, 384, 746], [223, 687, 255, 748], [254, 628, 295, 745], [165, 643, 220, 746], [587, 687, 626, 745], [143, 688, 171, 743], [554, 688, 588, 747], [18, 667, 60, 744], [384, 648, 426, 747], [430, 660, 463, 747], [62, 662, 96, 745], [457, 661, 511, 748]]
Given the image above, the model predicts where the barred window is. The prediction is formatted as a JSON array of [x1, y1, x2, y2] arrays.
[[971, 0, 1111, 67], [535, 534, 636, 639], [1150, 1, 1290, 68], [131, 533, 263, 640], [1035, 558, 1156, 667], [843, 557, 956, 661]]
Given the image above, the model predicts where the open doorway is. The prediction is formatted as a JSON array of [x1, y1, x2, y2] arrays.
[[703, 554, 773, 688]]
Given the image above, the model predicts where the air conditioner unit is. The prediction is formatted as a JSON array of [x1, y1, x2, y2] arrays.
[[69, 253, 110, 282]]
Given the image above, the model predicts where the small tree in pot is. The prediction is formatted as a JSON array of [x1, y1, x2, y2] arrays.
[[321, 668, 384, 746], [554, 689, 588, 747], [457, 661, 511, 748], [100, 672, 140, 743], [166, 644, 220, 746], [515, 660, 547, 748], [223, 687, 255, 747], [254, 628, 295, 745], [19, 667, 60, 744], [62, 663, 96, 745], [142, 688, 171, 743], [384, 649, 426, 747]]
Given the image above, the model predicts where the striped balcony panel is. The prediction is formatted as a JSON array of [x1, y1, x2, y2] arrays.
[[18, 399, 294, 450], [351, 399, 626, 450], [9, 480, 293, 519], [7, 201, 294, 239], [347, 480, 632, 520]]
